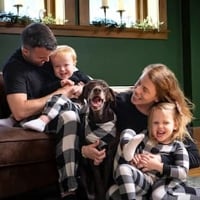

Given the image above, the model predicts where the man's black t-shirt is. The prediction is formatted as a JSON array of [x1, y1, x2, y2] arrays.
[[3, 49, 91, 99], [3, 48, 58, 99]]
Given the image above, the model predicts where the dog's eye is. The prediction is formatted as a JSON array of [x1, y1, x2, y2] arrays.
[[103, 87, 109, 91], [102, 87, 108, 91]]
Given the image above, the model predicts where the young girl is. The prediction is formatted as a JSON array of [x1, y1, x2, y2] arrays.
[[108, 102, 200, 200]]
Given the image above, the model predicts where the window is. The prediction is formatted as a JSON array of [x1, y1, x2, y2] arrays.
[[89, 0, 160, 29], [3, 0, 45, 19], [0, 0, 167, 39], [89, 0, 137, 27]]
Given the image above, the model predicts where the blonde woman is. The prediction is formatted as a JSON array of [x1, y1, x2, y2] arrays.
[[103, 63, 200, 199]]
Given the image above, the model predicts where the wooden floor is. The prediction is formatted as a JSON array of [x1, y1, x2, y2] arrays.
[[189, 167, 200, 177], [189, 127, 200, 177]]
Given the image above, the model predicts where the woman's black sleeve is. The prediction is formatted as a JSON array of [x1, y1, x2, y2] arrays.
[[161, 127, 200, 169], [184, 136, 200, 168]]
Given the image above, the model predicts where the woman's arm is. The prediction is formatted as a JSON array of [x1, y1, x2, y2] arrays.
[[161, 138, 200, 169], [184, 137, 200, 168], [162, 142, 189, 180], [81, 141, 106, 165], [161, 125, 200, 169]]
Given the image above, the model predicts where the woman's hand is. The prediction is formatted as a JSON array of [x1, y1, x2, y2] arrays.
[[130, 153, 142, 167], [130, 152, 163, 173], [139, 152, 163, 173], [82, 140, 106, 166]]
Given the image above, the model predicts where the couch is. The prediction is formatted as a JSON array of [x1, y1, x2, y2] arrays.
[[0, 73, 58, 199], [0, 73, 200, 199]]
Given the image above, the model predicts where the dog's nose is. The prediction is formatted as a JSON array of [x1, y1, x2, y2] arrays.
[[93, 88, 101, 94]]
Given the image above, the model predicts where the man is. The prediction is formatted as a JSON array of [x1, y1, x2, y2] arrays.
[[3, 23, 83, 200], [3, 23, 78, 121]]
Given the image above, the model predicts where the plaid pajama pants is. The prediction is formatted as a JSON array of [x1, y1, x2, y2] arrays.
[[45, 94, 82, 196], [108, 129, 200, 200], [42, 94, 81, 121], [151, 178, 200, 200], [107, 129, 153, 200]]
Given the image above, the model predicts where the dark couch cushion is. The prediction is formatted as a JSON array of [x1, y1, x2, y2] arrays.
[[0, 126, 58, 198], [0, 126, 56, 167]]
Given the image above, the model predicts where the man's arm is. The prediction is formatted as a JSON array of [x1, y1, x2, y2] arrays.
[[7, 85, 77, 121]]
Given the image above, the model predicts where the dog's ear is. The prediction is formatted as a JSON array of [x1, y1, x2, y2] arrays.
[[79, 82, 91, 103], [105, 87, 116, 109], [107, 87, 116, 105]]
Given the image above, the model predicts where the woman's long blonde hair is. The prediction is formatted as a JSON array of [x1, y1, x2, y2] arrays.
[[142, 63, 194, 128]]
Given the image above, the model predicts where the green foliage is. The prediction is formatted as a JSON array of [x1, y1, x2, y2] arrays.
[[134, 17, 164, 31], [41, 14, 56, 25], [0, 12, 57, 25], [0, 12, 36, 25], [17, 15, 35, 25]]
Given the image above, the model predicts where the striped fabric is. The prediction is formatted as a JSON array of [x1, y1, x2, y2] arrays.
[[108, 129, 200, 200], [83, 106, 117, 149]]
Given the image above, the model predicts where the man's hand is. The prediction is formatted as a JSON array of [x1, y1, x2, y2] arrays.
[[59, 81, 84, 99], [60, 79, 74, 87], [56, 85, 78, 98]]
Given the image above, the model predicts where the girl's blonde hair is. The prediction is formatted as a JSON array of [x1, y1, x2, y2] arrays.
[[148, 102, 192, 143], [142, 63, 194, 126], [50, 45, 77, 65]]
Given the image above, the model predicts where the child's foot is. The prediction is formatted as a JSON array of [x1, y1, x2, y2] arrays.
[[123, 133, 145, 161], [22, 118, 46, 132], [0, 117, 15, 127]]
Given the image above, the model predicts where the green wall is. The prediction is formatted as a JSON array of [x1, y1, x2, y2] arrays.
[[190, 0, 200, 126], [0, 0, 199, 126], [0, 0, 182, 86]]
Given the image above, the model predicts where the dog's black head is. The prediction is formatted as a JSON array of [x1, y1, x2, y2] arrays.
[[80, 79, 116, 122]]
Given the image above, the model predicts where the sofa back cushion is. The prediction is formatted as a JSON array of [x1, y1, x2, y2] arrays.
[[0, 72, 11, 118]]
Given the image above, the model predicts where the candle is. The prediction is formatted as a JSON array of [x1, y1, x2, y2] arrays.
[[118, 0, 124, 11], [157, 0, 160, 28], [102, 0, 109, 7], [15, 0, 23, 5], [39, 0, 45, 9]]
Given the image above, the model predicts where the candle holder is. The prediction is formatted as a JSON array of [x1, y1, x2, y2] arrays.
[[39, 9, 46, 22], [13, 4, 23, 16], [101, 6, 109, 25], [117, 9, 125, 26]]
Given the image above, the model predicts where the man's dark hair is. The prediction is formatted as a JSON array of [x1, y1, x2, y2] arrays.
[[21, 23, 57, 50]]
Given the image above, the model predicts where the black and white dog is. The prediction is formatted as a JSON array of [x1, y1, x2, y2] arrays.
[[79, 79, 118, 200]]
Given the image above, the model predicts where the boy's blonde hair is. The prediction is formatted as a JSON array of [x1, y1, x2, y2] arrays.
[[148, 102, 192, 143], [50, 45, 77, 65]]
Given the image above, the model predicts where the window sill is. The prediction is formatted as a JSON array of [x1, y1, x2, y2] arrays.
[[0, 23, 168, 39]]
